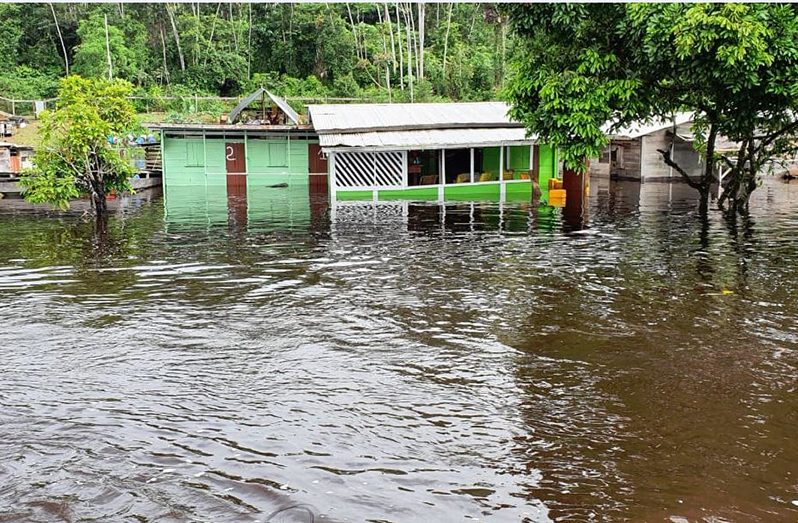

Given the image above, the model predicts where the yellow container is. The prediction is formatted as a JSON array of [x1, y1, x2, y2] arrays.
[[549, 189, 566, 200], [549, 178, 564, 190]]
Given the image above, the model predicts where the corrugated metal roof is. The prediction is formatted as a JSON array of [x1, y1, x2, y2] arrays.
[[605, 112, 693, 139], [319, 127, 533, 151], [308, 102, 520, 134]]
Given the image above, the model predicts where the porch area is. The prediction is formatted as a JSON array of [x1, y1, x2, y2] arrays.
[[308, 102, 557, 203], [328, 144, 557, 202]]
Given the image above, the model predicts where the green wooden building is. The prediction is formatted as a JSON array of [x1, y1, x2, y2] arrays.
[[157, 125, 320, 187], [150, 95, 560, 205]]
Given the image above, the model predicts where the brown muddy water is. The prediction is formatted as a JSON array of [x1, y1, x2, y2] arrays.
[[0, 178, 797, 522]]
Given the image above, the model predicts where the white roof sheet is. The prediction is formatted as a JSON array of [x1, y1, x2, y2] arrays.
[[266, 90, 300, 125], [605, 112, 694, 139], [319, 127, 533, 151], [308, 102, 520, 133]]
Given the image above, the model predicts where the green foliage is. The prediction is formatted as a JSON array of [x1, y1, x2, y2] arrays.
[[0, 3, 513, 104], [0, 66, 60, 100], [504, 4, 646, 172], [332, 73, 361, 98], [0, 4, 23, 61], [506, 3, 798, 211], [20, 76, 139, 211], [73, 13, 147, 83]]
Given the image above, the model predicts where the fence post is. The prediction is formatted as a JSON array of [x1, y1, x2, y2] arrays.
[[11, 100, 15, 116]]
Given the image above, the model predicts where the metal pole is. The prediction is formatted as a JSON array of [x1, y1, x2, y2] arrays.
[[441, 149, 446, 186], [529, 144, 534, 172], [470, 148, 474, 183], [402, 150, 408, 188], [329, 152, 337, 201], [202, 130, 207, 180], [499, 144, 506, 201]]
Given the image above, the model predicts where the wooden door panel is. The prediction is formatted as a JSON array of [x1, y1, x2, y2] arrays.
[[308, 143, 328, 174], [225, 143, 246, 174], [308, 143, 328, 195]]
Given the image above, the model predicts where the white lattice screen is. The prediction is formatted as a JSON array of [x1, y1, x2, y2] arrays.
[[333, 151, 405, 189]]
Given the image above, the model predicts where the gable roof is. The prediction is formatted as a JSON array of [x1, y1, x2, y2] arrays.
[[605, 112, 694, 139], [226, 87, 300, 125]]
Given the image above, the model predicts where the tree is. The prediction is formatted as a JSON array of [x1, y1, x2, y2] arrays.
[[0, 4, 23, 65], [72, 12, 146, 82], [505, 3, 798, 215], [19, 76, 139, 215]]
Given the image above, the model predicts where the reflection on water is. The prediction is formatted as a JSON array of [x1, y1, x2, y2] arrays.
[[0, 179, 797, 522]]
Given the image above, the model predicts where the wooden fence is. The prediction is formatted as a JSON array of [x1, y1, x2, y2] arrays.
[[0, 94, 366, 118]]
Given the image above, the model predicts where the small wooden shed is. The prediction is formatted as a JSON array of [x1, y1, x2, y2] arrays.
[[0, 141, 34, 175]]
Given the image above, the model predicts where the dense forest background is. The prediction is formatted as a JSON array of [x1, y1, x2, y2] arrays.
[[0, 3, 512, 106]]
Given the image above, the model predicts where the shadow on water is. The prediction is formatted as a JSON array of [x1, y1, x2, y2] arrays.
[[0, 177, 797, 522]]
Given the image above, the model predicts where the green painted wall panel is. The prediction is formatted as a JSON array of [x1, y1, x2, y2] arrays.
[[162, 135, 312, 187], [538, 144, 557, 201], [380, 187, 439, 201], [444, 183, 500, 200], [482, 147, 500, 173], [163, 137, 206, 186], [508, 146, 531, 172], [337, 190, 374, 201]]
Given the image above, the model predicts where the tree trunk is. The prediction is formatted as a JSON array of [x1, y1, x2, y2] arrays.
[[346, 3, 360, 60], [386, 3, 397, 74], [166, 4, 186, 71], [395, 3, 404, 91], [49, 3, 70, 76], [203, 3, 222, 68], [247, 2, 252, 80], [104, 14, 113, 80], [89, 176, 107, 216], [698, 123, 718, 214], [442, 3, 452, 88], [159, 25, 170, 84], [404, 5, 414, 102], [417, 2, 424, 81]]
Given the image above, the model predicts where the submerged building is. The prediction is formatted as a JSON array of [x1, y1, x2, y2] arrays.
[[307, 102, 557, 202], [149, 91, 562, 204], [590, 113, 705, 182], [148, 89, 320, 195]]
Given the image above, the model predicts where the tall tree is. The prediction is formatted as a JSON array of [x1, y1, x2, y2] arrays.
[[505, 3, 798, 214]]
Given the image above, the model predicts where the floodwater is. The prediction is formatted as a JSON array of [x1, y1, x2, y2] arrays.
[[0, 178, 797, 523]]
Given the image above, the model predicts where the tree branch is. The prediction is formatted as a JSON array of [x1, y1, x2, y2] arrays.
[[657, 147, 702, 190], [754, 119, 798, 156]]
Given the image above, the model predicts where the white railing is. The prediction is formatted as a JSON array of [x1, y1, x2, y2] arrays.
[[333, 151, 405, 189]]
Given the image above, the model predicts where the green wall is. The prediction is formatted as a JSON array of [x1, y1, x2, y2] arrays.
[[480, 146, 534, 175], [162, 135, 314, 187], [482, 147, 500, 173], [508, 146, 530, 171], [537, 144, 557, 201]]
